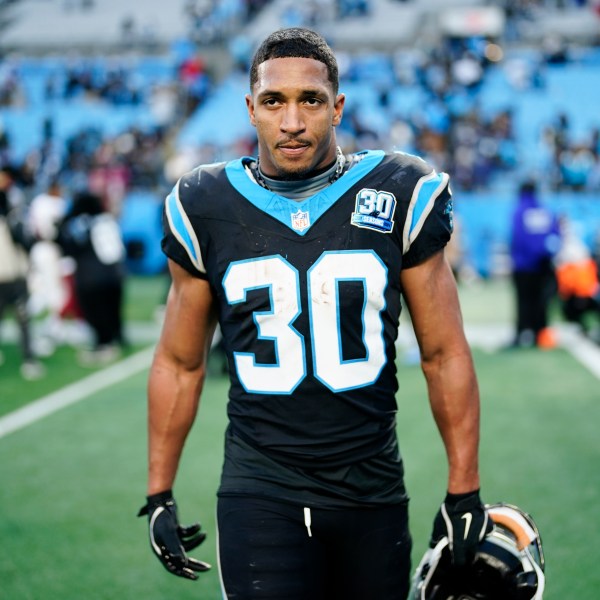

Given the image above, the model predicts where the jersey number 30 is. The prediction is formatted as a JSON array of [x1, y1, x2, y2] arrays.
[[222, 251, 387, 394]]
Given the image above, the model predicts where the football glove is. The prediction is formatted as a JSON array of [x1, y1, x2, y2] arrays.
[[137, 490, 211, 580], [430, 489, 492, 567]]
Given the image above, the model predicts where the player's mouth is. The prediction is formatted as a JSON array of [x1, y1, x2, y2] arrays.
[[277, 142, 310, 158]]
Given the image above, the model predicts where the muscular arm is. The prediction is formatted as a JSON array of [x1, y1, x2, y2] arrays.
[[400, 250, 480, 494], [146, 259, 218, 495]]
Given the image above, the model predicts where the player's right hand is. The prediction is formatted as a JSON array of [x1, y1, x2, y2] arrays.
[[138, 490, 211, 580]]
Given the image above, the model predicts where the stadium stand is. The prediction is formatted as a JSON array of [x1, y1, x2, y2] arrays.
[[0, 0, 599, 275]]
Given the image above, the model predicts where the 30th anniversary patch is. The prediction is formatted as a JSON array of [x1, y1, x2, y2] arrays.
[[351, 188, 396, 233]]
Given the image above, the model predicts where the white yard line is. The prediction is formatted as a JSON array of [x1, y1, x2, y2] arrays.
[[1, 322, 599, 441], [557, 326, 600, 380], [0, 345, 155, 440], [464, 323, 600, 380], [399, 322, 600, 379]]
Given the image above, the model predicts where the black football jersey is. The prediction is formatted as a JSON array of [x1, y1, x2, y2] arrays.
[[162, 149, 453, 505]]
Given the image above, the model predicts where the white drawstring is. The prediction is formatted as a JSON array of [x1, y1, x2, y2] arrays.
[[304, 507, 312, 537]]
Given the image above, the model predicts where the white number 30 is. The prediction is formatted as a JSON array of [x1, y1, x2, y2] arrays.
[[222, 251, 387, 394]]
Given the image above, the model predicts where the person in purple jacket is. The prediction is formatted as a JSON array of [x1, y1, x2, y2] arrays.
[[509, 180, 561, 348]]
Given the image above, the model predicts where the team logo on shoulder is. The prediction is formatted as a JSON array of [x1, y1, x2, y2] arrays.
[[444, 195, 454, 232], [351, 188, 396, 233], [291, 208, 310, 232]]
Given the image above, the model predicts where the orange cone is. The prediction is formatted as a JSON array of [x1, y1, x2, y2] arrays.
[[537, 327, 557, 349]]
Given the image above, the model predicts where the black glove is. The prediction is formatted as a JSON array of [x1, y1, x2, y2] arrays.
[[138, 490, 211, 580], [430, 489, 492, 567]]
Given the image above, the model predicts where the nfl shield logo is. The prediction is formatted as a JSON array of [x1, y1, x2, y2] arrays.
[[291, 209, 310, 232]]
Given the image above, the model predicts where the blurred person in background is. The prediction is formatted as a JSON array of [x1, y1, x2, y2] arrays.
[[27, 178, 70, 351], [57, 190, 126, 365], [554, 217, 600, 342], [508, 179, 561, 348], [0, 166, 45, 379]]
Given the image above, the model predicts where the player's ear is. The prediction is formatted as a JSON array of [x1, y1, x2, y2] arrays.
[[245, 94, 256, 126], [332, 93, 345, 127]]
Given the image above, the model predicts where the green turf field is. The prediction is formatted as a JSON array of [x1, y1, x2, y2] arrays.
[[1, 276, 599, 599]]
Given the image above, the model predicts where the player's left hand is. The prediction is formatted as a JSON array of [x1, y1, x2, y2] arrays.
[[430, 489, 492, 567], [137, 490, 211, 580]]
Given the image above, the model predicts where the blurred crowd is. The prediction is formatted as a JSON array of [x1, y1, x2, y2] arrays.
[[183, 0, 272, 45], [1, 0, 600, 378], [0, 0, 599, 202], [507, 180, 600, 349], [0, 164, 127, 379]]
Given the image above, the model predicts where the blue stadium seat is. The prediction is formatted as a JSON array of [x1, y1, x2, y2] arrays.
[[176, 74, 254, 148]]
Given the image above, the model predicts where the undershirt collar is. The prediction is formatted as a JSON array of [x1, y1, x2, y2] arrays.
[[258, 160, 340, 201], [249, 146, 348, 201]]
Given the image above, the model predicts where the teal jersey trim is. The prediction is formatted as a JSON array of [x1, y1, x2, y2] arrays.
[[165, 186, 203, 271], [225, 150, 386, 236], [404, 170, 449, 249]]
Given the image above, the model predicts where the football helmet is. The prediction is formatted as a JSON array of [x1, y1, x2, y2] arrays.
[[410, 503, 545, 600]]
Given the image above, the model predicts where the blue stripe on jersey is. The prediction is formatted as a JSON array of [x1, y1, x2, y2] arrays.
[[225, 150, 386, 236], [165, 186, 204, 273], [405, 171, 448, 249]]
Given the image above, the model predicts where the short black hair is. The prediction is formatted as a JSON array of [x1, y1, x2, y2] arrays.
[[249, 28, 339, 94]]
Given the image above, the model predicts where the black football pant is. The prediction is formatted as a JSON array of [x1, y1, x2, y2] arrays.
[[0, 279, 35, 362], [217, 495, 411, 600], [512, 270, 555, 338], [76, 281, 123, 347]]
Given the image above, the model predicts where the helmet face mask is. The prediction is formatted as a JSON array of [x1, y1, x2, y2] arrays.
[[411, 503, 545, 600]]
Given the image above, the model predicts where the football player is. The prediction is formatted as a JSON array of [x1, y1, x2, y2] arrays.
[[138, 27, 489, 599]]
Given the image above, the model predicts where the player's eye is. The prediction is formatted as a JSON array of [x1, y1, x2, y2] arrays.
[[304, 97, 322, 106], [263, 97, 281, 107]]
